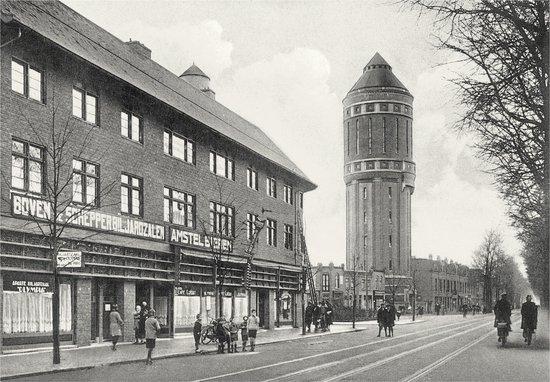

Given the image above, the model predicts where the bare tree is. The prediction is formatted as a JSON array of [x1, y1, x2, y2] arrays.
[[403, 0, 549, 305], [472, 230, 506, 310], [3, 90, 117, 364]]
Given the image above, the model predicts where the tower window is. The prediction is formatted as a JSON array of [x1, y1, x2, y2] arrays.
[[389, 259, 393, 270], [388, 187, 392, 199], [355, 120, 359, 155], [367, 119, 372, 155], [382, 118, 387, 153], [347, 121, 350, 156], [364, 211, 367, 223], [364, 235, 368, 247], [389, 210, 392, 223], [406, 120, 410, 155], [363, 187, 367, 199], [389, 234, 392, 247], [396, 118, 399, 153]]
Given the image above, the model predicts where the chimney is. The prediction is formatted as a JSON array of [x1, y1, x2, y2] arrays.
[[180, 63, 216, 100], [125, 39, 151, 59]]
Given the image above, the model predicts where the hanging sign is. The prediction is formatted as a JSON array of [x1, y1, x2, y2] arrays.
[[57, 251, 82, 268], [3, 272, 52, 293]]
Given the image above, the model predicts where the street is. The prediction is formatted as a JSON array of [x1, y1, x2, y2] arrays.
[[14, 313, 549, 382]]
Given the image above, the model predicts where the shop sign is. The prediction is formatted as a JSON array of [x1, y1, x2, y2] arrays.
[[174, 286, 200, 296], [57, 251, 82, 268], [170, 227, 232, 252], [203, 289, 216, 297], [3, 272, 52, 293], [12, 193, 165, 240], [221, 290, 233, 298]]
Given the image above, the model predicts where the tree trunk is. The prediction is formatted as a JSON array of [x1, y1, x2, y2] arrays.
[[52, 260, 60, 364]]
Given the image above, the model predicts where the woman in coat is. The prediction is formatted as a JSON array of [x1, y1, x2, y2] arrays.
[[109, 304, 123, 351]]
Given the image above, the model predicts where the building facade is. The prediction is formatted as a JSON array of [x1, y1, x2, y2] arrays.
[[412, 256, 483, 313], [343, 53, 415, 306], [0, 0, 315, 350]]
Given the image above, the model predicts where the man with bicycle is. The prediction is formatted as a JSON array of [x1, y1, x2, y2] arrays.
[[521, 295, 538, 345]]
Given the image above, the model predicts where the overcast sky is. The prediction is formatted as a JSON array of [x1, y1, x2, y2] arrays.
[[63, 0, 523, 270]]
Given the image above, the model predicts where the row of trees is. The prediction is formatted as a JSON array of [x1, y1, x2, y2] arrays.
[[404, 0, 549, 305]]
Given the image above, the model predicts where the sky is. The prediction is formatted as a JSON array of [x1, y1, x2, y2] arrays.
[[62, 0, 524, 270]]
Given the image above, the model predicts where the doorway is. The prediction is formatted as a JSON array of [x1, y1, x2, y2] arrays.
[[258, 290, 269, 328]]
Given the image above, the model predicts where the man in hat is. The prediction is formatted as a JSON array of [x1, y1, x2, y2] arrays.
[[376, 302, 387, 337], [521, 295, 538, 344], [145, 308, 161, 365]]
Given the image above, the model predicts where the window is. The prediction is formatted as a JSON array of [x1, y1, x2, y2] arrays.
[[389, 259, 393, 270], [72, 159, 99, 206], [121, 173, 142, 216], [355, 120, 359, 155], [363, 187, 367, 199], [247, 168, 258, 190], [389, 234, 392, 247], [266, 177, 277, 198], [381, 103, 388, 111], [284, 224, 294, 250], [72, 88, 98, 124], [164, 130, 195, 164], [121, 111, 142, 143], [388, 187, 392, 199], [11, 139, 44, 194], [11, 58, 43, 102], [164, 187, 195, 228], [283, 185, 293, 205], [364, 211, 367, 223], [246, 213, 259, 241], [389, 210, 392, 223], [364, 236, 368, 247], [367, 119, 372, 155], [266, 218, 277, 246], [395, 118, 399, 153], [322, 274, 329, 291], [382, 118, 387, 153], [406, 120, 409, 155], [299, 192, 304, 209], [209, 151, 234, 180], [346, 122, 350, 156], [209, 202, 234, 236]]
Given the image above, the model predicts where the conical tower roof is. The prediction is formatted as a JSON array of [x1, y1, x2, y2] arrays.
[[348, 53, 409, 93], [180, 63, 210, 79]]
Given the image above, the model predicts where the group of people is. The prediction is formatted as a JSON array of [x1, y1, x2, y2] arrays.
[[193, 309, 260, 354], [459, 303, 482, 317], [109, 301, 161, 365], [494, 293, 538, 344], [376, 302, 397, 337], [304, 300, 333, 332]]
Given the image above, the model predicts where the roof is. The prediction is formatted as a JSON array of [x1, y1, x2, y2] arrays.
[[180, 64, 209, 79], [348, 52, 410, 94], [1, 0, 316, 190]]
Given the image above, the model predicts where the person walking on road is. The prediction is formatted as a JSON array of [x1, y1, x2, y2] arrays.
[[386, 303, 396, 337], [521, 295, 538, 345], [133, 305, 141, 344], [494, 293, 512, 334], [305, 301, 314, 333], [193, 314, 202, 353], [376, 303, 387, 337], [247, 309, 260, 352], [145, 309, 161, 365], [240, 316, 249, 351], [109, 304, 123, 351]]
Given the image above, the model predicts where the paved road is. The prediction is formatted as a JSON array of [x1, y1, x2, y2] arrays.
[[15, 313, 549, 382]]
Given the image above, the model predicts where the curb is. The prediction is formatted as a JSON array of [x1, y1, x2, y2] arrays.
[[0, 328, 368, 380]]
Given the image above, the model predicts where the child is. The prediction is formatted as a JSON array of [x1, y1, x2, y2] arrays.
[[215, 316, 228, 354], [193, 314, 202, 353], [145, 309, 161, 365], [228, 317, 239, 353], [240, 316, 249, 351]]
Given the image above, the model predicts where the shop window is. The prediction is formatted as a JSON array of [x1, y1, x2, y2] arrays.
[[266, 177, 277, 198], [266, 218, 277, 246], [209, 151, 234, 180], [210, 201, 234, 236], [164, 187, 195, 228], [11, 138, 44, 194], [283, 185, 293, 205], [121, 173, 142, 216], [174, 294, 200, 328], [247, 168, 258, 190], [72, 159, 99, 206], [164, 130, 195, 164], [121, 111, 142, 143], [284, 224, 294, 250], [279, 291, 293, 322], [72, 88, 98, 124], [11, 58, 44, 102]]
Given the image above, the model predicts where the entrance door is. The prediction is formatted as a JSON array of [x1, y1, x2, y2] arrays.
[[258, 290, 269, 328], [102, 280, 117, 340]]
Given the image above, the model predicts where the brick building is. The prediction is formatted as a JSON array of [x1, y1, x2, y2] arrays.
[[342, 53, 415, 307], [0, 0, 315, 350], [411, 256, 483, 314]]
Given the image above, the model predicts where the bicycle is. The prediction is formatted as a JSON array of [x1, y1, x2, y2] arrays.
[[200, 321, 218, 344]]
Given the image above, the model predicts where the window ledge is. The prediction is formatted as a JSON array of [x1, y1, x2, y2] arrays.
[[163, 153, 195, 167], [121, 136, 144, 146], [10, 90, 46, 107], [71, 115, 99, 128]]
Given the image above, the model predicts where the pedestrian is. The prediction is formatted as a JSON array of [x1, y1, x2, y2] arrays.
[[193, 313, 202, 353], [376, 303, 387, 337], [139, 301, 149, 344], [319, 301, 327, 331], [240, 316, 249, 351], [461, 303, 468, 318], [386, 303, 396, 337], [145, 308, 161, 365], [215, 315, 229, 353], [247, 309, 260, 352], [494, 293, 512, 334], [133, 305, 141, 344], [521, 295, 538, 344], [228, 317, 239, 353], [305, 301, 314, 333], [313, 303, 321, 332], [325, 300, 333, 331], [109, 304, 123, 351]]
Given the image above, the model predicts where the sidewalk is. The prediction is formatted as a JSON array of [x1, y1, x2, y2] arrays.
[[0, 324, 362, 380]]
